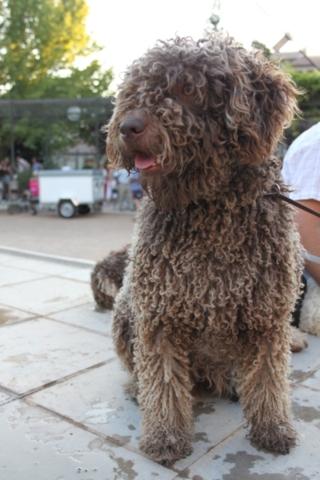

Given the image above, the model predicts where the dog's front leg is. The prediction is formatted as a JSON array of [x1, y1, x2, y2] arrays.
[[136, 330, 193, 465], [236, 330, 297, 454], [112, 262, 135, 373]]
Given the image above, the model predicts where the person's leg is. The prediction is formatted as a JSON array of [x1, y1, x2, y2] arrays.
[[118, 184, 126, 210], [123, 184, 134, 210], [291, 273, 308, 328], [0, 179, 4, 200]]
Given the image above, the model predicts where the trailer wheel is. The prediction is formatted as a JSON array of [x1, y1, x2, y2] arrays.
[[78, 204, 90, 215], [58, 200, 77, 219]]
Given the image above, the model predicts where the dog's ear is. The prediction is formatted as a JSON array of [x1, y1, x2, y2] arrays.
[[106, 112, 126, 170], [224, 50, 299, 165]]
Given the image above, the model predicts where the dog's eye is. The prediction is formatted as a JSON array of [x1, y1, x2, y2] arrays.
[[183, 84, 193, 96]]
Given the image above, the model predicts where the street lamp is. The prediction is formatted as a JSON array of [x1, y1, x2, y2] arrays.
[[67, 106, 81, 122], [209, 13, 220, 31]]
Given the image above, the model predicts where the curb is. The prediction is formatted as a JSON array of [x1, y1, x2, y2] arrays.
[[0, 246, 95, 269]]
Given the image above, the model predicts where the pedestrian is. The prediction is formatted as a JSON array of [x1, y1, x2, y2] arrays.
[[31, 156, 43, 173], [16, 154, 30, 173], [282, 121, 320, 285], [129, 170, 143, 210], [0, 157, 12, 200], [113, 168, 134, 211]]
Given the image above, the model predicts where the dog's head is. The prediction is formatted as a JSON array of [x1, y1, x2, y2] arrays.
[[107, 35, 298, 209]]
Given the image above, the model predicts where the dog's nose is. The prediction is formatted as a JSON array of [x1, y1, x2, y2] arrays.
[[120, 115, 146, 137]]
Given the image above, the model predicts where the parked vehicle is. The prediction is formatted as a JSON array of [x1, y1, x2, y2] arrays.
[[38, 169, 104, 218]]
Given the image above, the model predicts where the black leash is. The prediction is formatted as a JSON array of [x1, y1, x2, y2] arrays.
[[266, 189, 320, 265], [265, 192, 320, 218]]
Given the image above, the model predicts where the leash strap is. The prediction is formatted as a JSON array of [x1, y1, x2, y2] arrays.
[[304, 251, 320, 264], [265, 192, 320, 218], [266, 191, 320, 264]]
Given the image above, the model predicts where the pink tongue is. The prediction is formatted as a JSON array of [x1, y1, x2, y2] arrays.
[[134, 154, 157, 170]]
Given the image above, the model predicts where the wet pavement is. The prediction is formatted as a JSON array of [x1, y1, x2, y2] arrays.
[[0, 247, 319, 479]]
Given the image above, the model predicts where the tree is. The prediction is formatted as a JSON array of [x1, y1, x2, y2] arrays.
[[290, 70, 320, 117], [251, 40, 320, 141], [278, 67, 320, 141], [0, 0, 113, 162], [251, 40, 272, 59], [0, 0, 112, 98]]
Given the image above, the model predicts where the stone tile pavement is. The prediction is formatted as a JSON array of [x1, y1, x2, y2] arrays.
[[0, 247, 319, 479]]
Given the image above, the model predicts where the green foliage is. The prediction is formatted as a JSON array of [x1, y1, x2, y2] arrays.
[[251, 40, 272, 59], [284, 68, 320, 139], [0, 0, 101, 96], [290, 70, 320, 116], [251, 40, 320, 138], [17, 169, 32, 193], [30, 61, 113, 99], [0, 0, 113, 162], [0, 0, 113, 99]]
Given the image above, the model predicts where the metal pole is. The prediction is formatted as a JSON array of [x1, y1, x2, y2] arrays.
[[9, 100, 15, 170], [299, 50, 320, 71], [94, 113, 99, 168]]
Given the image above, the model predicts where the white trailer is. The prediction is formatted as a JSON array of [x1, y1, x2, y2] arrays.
[[38, 169, 105, 218]]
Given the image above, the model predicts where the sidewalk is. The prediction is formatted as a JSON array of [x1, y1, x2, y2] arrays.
[[0, 247, 319, 480], [0, 210, 134, 261]]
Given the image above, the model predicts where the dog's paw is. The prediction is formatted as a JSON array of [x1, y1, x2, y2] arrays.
[[300, 278, 320, 337], [290, 326, 308, 353], [140, 431, 192, 465], [124, 378, 139, 403], [249, 422, 297, 455]]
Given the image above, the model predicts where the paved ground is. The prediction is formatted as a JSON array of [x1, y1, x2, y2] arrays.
[[0, 248, 320, 479], [0, 209, 134, 261]]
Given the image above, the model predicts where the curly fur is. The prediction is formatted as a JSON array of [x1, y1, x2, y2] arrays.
[[106, 35, 303, 464], [290, 326, 308, 352], [91, 246, 128, 309], [92, 246, 309, 351]]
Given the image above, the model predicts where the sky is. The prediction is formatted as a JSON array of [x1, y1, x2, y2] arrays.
[[86, 0, 320, 87]]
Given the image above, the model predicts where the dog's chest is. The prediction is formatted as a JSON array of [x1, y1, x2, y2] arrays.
[[132, 204, 251, 311]]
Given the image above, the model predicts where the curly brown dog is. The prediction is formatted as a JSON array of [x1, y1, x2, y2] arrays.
[[92, 247, 308, 352], [105, 35, 304, 464]]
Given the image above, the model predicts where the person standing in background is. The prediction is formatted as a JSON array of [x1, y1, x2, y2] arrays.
[[0, 157, 12, 200], [16, 154, 30, 173], [129, 170, 143, 210], [31, 157, 43, 173], [113, 168, 134, 211]]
